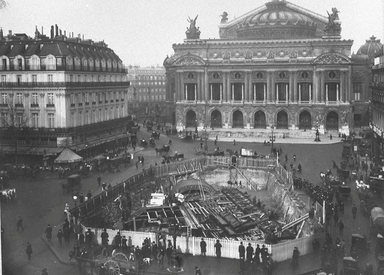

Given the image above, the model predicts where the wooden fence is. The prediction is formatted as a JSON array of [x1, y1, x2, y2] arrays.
[[85, 225, 318, 262]]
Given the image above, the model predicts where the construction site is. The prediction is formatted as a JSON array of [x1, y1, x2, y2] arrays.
[[122, 156, 318, 245]]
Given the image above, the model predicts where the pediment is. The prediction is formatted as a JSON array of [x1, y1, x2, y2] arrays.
[[173, 54, 205, 66], [312, 53, 351, 65]]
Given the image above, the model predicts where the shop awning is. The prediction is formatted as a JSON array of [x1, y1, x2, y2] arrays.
[[54, 148, 83, 163]]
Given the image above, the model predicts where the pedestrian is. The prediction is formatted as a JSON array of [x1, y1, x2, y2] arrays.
[[41, 268, 48, 275], [26, 242, 33, 260], [141, 156, 145, 166], [85, 228, 93, 246], [352, 204, 357, 219], [195, 266, 202, 275], [285, 154, 288, 162], [254, 244, 261, 265], [261, 245, 268, 263], [57, 229, 63, 245], [333, 212, 339, 226], [114, 232, 122, 248], [97, 175, 101, 187], [214, 240, 222, 258], [330, 134, 333, 140], [298, 163, 302, 173], [214, 139, 217, 146], [102, 182, 107, 191], [291, 247, 300, 268], [157, 246, 165, 266], [86, 190, 92, 200], [63, 226, 70, 243], [151, 241, 157, 259], [293, 154, 296, 162], [17, 216, 24, 231], [166, 245, 173, 266], [135, 161, 139, 170], [101, 228, 109, 246], [200, 238, 207, 256], [45, 224, 53, 240], [79, 193, 84, 203], [246, 243, 254, 263], [233, 139, 236, 146], [338, 220, 344, 235], [290, 162, 293, 169], [200, 141, 203, 149], [238, 241, 245, 260]]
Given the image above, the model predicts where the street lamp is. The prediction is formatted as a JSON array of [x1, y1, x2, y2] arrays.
[[269, 125, 276, 155], [72, 194, 78, 223], [366, 153, 369, 180], [315, 125, 321, 142], [195, 119, 198, 134]]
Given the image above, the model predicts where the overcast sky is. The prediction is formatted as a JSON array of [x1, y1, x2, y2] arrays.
[[1, 0, 383, 67]]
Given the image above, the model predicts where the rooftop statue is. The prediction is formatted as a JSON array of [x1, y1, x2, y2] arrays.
[[220, 12, 228, 24], [324, 7, 341, 36], [186, 15, 201, 39]]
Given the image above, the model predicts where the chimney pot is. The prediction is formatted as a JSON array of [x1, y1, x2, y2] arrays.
[[55, 24, 58, 37]]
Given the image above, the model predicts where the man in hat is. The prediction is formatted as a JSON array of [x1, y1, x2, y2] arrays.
[[238, 242, 245, 260], [200, 238, 207, 256], [246, 243, 254, 263], [26, 242, 33, 260], [101, 228, 109, 246]]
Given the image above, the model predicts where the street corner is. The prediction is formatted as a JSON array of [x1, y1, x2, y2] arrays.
[[41, 234, 76, 266]]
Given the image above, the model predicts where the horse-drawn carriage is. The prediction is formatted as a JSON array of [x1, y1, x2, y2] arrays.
[[162, 153, 184, 164], [204, 150, 225, 157], [62, 174, 81, 193], [340, 256, 359, 275], [151, 131, 160, 140], [71, 244, 137, 275], [140, 138, 148, 148], [149, 137, 156, 148], [155, 145, 170, 155], [350, 234, 370, 260]]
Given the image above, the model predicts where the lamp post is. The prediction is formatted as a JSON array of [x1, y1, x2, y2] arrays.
[[366, 153, 369, 180], [315, 124, 321, 142], [269, 125, 276, 154], [195, 119, 198, 134], [72, 194, 78, 223]]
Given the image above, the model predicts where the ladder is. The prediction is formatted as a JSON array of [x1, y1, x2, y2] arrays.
[[233, 165, 256, 191]]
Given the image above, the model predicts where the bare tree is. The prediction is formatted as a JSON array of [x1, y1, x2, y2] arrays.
[[0, 104, 30, 167]]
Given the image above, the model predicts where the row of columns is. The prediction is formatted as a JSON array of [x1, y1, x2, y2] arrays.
[[175, 69, 351, 103]]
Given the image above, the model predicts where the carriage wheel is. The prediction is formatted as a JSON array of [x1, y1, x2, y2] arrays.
[[118, 164, 125, 172], [103, 260, 120, 275], [112, 252, 130, 270]]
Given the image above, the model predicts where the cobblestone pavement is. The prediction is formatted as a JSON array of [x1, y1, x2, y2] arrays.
[[2, 127, 377, 275]]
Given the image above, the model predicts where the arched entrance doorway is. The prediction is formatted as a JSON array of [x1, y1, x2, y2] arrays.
[[185, 110, 197, 128], [299, 111, 312, 130], [326, 111, 339, 130], [254, 111, 266, 129], [210, 110, 222, 128], [232, 110, 244, 128], [276, 111, 288, 129]]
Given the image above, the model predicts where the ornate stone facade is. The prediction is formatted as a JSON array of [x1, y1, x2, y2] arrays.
[[164, 0, 359, 135]]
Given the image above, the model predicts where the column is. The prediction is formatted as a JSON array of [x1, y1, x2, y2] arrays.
[[298, 84, 301, 102], [276, 84, 279, 103], [263, 84, 266, 104], [242, 84, 244, 102], [325, 83, 328, 102], [253, 84, 256, 102], [204, 68, 209, 102], [312, 70, 318, 103], [248, 73, 252, 102], [227, 72, 231, 101], [293, 73, 298, 102], [231, 84, 234, 102], [244, 72, 249, 102], [210, 85, 212, 101], [222, 72, 227, 102], [266, 72, 271, 102], [220, 84, 223, 102], [347, 69, 352, 102], [320, 71, 325, 102], [180, 72, 185, 101], [289, 72, 293, 103], [185, 84, 188, 101], [194, 84, 197, 102], [340, 71, 344, 102], [309, 84, 312, 102], [285, 84, 288, 104], [271, 72, 275, 102], [336, 84, 339, 102]]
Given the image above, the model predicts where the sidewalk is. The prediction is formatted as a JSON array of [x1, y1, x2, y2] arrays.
[[42, 231, 324, 275]]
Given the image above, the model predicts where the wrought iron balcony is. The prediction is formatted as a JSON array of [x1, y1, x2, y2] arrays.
[[0, 81, 130, 88]]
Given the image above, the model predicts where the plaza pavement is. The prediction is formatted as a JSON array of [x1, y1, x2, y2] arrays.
[[39, 130, 345, 275]]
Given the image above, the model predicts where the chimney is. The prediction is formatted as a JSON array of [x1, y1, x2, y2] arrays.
[[82, 34, 84, 40], [72, 32, 74, 38], [55, 24, 58, 37], [64, 30, 66, 37], [50, 25, 54, 39], [60, 29, 62, 36], [0, 28, 3, 40], [41, 26, 43, 35], [8, 30, 12, 38]]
